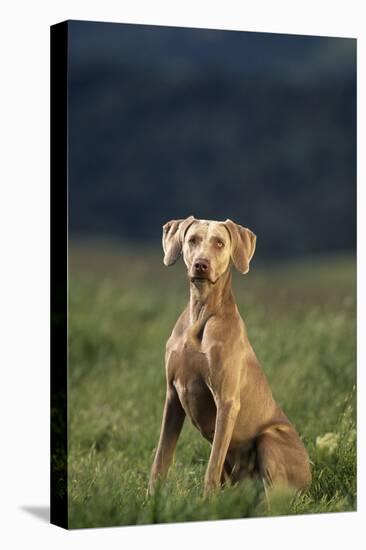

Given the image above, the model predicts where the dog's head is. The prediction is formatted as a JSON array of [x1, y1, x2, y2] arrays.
[[162, 216, 256, 284]]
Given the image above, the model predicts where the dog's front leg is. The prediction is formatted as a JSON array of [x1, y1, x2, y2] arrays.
[[148, 384, 185, 495], [204, 398, 240, 495]]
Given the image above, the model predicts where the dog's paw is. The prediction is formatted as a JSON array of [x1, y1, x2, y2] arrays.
[[203, 475, 220, 496]]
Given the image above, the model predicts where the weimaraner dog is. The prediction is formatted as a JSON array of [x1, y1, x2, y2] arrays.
[[149, 216, 311, 497]]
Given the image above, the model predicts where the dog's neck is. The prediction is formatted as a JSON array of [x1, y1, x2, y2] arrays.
[[189, 269, 234, 326]]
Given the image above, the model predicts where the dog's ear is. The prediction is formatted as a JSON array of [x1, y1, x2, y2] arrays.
[[162, 216, 195, 266], [224, 219, 256, 274]]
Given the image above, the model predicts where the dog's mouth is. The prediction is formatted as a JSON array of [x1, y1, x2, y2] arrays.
[[189, 275, 214, 285], [190, 275, 213, 284]]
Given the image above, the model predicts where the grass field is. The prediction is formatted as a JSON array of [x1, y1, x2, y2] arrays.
[[68, 242, 356, 529]]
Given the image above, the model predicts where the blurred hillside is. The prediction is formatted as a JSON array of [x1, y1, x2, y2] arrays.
[[68, 21, 356, 258]]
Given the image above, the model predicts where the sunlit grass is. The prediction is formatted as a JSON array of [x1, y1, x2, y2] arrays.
[[67, 244, 356, 528]]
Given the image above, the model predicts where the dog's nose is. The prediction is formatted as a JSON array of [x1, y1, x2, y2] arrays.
[[194, 258, 209, 273]]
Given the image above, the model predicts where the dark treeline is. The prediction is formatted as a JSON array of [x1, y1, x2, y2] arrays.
[[68, 22, 356, 258]]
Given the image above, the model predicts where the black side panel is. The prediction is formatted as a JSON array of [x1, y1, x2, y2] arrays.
[[50, 21, 68, 530]]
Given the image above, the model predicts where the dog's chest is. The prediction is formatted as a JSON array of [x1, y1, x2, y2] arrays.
[[168, 345, 216, 439]]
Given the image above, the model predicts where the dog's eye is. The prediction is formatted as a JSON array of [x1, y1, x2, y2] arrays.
[[189, 237, 197, 245], [216, 240, 224, 248]]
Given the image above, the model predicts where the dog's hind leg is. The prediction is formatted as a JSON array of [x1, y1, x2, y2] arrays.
[[256, 427, 312, 494]]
